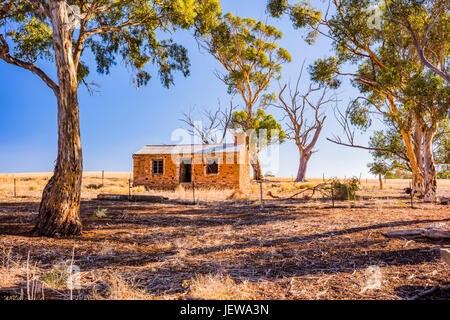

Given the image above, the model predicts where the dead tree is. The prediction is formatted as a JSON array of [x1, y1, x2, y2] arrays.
[[180, 101, 235, 144], [269, 67, 333, 182]]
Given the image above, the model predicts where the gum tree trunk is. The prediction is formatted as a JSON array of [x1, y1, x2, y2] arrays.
[[378, 174, 383, 190], [387, 97, 424, 197], [296, 150, 311, 182], [33, 1, 83, 236], [251, 157, 264, 181], [294, 125, 322, 183], [423, 126, 438, 203], [412, 123, 425, 197]]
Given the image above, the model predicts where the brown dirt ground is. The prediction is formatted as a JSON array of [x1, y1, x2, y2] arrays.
[[0, 177, 449, 300]]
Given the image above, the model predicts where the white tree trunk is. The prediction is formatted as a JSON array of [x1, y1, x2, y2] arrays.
[[34, 1, 83, 236], [296, 150, 310, 182]]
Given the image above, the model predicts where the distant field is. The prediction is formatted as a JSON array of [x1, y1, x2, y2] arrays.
[[0, 172, 449, 201]]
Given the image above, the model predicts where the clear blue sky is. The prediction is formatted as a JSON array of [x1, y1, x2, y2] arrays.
[[0, 0, 379, 178]]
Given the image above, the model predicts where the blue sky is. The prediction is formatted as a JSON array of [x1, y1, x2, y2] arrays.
[[0, 0, 379, 178]]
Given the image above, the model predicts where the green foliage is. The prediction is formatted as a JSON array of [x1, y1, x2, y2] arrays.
[[200, 11, 289, 159], [202, 12, 291, 96], [1, 0, 223, 88], [437, 165, 450, 179], [331, 178, 360, 200], [266, 0, 321, 43], [8, 16, 52, 63], [40, 268, 68, 289], [308, 57, 341, 89], [435, 119, 450, 164], [92, 208, 108, 219], [231, 108, 287, 147], [266, 0, 289, 18]]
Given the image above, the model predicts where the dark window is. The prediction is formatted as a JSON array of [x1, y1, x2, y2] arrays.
[[152, 159, 164, 175], [206, 158, 219, 174]]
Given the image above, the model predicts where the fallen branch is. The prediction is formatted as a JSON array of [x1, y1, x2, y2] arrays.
[[383, 228, 450, 241]]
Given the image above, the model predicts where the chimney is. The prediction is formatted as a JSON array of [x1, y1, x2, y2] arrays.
[[234, 132, 246, 146]]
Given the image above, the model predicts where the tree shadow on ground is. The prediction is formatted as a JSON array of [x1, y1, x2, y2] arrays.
[[395, 285, 450, 300]]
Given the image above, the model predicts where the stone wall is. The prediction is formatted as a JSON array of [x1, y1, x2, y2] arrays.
[[133, 149, 250, 190]]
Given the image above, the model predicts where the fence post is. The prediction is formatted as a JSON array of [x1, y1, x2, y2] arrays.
[[331, 183, 335, 208], [13, 177, 16, 198], [192, 181, 195, 205], [259, 181, 264, 210], [409, 182, 414, 209], [128, 179, 132, 201]]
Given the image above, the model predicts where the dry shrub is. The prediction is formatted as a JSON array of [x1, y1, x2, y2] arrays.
[[91, 273, 152, 300], [186, 274, 260, 300], [0, 246, 20, 287], [0, 246, 28, 288]]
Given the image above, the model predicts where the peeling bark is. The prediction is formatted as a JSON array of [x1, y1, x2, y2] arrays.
[[33, 1, 82, 236], [412, 123, 425, 197]]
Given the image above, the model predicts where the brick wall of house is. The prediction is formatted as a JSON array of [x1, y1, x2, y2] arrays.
[[133, 148, 250, 190]]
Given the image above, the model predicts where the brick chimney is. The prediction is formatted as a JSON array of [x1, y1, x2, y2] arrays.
[[234, 132, 246, 146]]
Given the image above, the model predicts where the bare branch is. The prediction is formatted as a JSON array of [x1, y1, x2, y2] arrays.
[[0, 34, 58, 95]]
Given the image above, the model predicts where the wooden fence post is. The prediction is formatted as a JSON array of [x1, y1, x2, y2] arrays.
[[128, 179, 132, 201], [259, 181, 264, 210], [192, 181, 196, 205], [331, 183, 335, 208], [409, 182, 414, 209]]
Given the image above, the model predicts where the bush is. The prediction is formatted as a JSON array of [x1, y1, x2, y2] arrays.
[[331, 178, 360, 200], [86, 184, 103, 190]]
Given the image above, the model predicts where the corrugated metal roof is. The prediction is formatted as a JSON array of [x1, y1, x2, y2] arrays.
[[134, 144, 244, 155]]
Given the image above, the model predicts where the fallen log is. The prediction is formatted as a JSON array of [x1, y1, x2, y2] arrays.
[[383, 228, 450, 241], [97, 194, 168, 203]]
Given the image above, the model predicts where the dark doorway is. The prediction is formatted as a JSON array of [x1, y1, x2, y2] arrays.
[[180, 160, 192, 183]]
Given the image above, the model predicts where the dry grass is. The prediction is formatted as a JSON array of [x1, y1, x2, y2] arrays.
[[0, 173, 449, 300], [186, 274, 261, 300], [1, 172, 449, 202], [91, 273, 153, 300]]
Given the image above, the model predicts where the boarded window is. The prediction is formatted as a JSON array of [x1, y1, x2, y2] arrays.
[[206, 158, 219, 174], [152, 159, 164, 175]]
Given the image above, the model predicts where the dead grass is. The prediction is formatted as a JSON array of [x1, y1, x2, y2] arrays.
[[0, 173, 449, 300], [91, 273, 153, 300], [186, 274, 261, 300]]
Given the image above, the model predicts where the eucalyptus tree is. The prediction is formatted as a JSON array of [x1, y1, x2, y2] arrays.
[[0, 0, 221, 236], [197, 12, 291, 180], [384, 0, 449, 83], [267, 0, 449, 200], [230, 108, 287, 180]]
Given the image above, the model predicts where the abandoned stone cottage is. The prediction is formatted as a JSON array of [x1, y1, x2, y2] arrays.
[[133, 133, 250, 190]]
